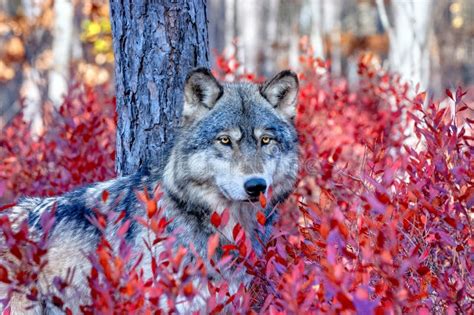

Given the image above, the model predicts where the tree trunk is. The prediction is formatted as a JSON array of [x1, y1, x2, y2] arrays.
[[48, 0, 74, 108], [20, 0, 45, 136], [109, 0, 210, 176], [236, 1, 261, 74], [376, 0, 433, 92], [308, 0, 324, 59], [323, 0, 342, 76], [391, 0, 432, 92]]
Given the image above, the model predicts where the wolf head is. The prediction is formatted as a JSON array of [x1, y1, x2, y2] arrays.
[[163, 68, 299, 212]]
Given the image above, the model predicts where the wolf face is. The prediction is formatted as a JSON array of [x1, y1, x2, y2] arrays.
[[163, 68, 299, 218]]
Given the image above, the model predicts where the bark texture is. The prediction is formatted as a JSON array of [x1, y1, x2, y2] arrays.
[[110, 0, 210, 175]]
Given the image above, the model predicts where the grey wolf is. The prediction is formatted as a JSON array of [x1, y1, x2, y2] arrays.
[[0, 68, 299, 313]]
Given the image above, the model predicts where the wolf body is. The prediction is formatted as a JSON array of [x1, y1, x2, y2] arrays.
[[1, 69, 299, 313]]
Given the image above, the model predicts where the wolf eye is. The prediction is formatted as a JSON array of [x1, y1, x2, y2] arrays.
[[261, 136, 271, 145], [218, 136, 231, 146]]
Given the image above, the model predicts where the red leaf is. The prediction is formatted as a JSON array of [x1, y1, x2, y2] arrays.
[[267, 185, 273, 200], [445, 88, 453, 100], [455, 86, 467, 104], [415, 91, 427, 104], [222, 244, 237, 253], [97, 215, 107, 230], [336, 292, 355, 310], [117, 220, 131, 237], [443, 216, 457, 229], [0, 265, 11, 284], [151, 257, 157, 278], [10, 246, 22, 260], [220, 208, 230, 227], [238, 242, 247, 257], [256, 211, 266, 225], [259, 192, 267, 208], [27, 287, 38, 301], [146, 200, 157, 218], [210, 304, 224, 315], [457, 104, 468, 113], [417, 266, 430, 276], [232, 223, 242, 241], [183, 282, 194, 297], [135, 188, 150, 204], [172, 246, 187, 271], [113, 210, 126, 225], [210, 211, 221, 228], [52, 296, 64, 308], [207, 233, 219, 258], [101, 190, 109, 203]]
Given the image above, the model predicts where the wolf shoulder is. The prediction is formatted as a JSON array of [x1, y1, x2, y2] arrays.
[[6, 168, 161, 232]]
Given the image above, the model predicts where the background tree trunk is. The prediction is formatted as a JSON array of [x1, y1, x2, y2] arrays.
[[48, 0, 74, 108], [109, 0, 210, 176], [20, 0, 47, 136], [376, 0, 433, 92]]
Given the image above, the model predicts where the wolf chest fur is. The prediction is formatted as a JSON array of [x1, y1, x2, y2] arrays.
[[1, 68, 300, 313]]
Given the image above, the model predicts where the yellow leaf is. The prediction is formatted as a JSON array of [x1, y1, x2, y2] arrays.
[[87, 22, 101, 37]]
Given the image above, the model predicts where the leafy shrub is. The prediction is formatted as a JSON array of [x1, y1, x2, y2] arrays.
[[0, 51, 472, 313], [0, 84, 116, 203]]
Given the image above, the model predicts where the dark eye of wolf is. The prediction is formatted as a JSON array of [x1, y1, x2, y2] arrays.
[[218, 135, 231, 145], [261, 136, 271, 145]]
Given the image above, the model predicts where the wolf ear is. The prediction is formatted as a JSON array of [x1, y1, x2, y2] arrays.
[[182, 68, 223, 124], [260, 70, 299, 120]]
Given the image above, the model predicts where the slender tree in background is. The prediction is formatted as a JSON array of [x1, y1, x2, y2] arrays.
[[48, 0, 74, 108], [109, 0, 210, 175], [19, 0, 44, 135], [376, 0, 433, 92]]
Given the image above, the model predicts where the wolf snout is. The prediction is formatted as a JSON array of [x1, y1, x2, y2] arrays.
[[244, 177, 267, 198]]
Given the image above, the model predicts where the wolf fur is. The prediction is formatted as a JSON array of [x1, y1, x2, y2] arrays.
[[0, 68, 299, 313]]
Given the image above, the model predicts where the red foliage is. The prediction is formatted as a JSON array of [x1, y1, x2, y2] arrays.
[[0, 84, 116, 203], [0, 205, 75, 313], [0, 50, 473, 313]]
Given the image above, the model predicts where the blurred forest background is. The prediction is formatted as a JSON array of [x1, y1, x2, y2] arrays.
[[0, 0, 472, 132]]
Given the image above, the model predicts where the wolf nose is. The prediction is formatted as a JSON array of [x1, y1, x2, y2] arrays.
[[244, 178, 267, 198]]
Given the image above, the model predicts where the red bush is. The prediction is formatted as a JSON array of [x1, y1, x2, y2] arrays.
[[0, 50, 472, 313], [0, 84, 116, 203]]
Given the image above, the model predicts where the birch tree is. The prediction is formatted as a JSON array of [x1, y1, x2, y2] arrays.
[[376, 0, 433, 91], [20, 0, 43, 135], [48, 0, 74, 108]]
